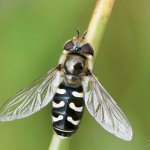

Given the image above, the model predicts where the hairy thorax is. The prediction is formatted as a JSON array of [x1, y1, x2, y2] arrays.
[[64, 54, 86, 84]]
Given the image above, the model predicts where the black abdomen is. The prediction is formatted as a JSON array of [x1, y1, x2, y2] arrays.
[[52, 81, 84, 137]]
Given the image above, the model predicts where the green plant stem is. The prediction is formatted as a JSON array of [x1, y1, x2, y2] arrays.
[[48, 133, 70, 150], [87, 0, 115, 58], [48, 0, 115, 150]]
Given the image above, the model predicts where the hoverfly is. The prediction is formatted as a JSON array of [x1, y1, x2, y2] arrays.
[[0, 31, 132, 141]]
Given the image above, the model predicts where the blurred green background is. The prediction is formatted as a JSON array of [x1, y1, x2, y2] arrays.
[[0, 0, 150, 150]]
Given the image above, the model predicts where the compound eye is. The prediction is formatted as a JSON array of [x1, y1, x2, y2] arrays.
[[64, 40, 74, 50], [81, 43, 94, 56]]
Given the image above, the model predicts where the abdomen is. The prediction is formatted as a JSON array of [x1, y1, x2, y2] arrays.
[[52, 81, 84, 137]]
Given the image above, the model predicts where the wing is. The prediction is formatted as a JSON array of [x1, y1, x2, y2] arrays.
[[82, 73, 133, 141], [0, 68, 64, 121]]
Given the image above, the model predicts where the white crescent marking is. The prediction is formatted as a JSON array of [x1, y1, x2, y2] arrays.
[[52, 115, 63, 122], [69, 102, 83, 112], [72, 91, 84, 98], [52, 101, 65, 108], [67, 116, 80, 125], [57, 88, 66, 94]]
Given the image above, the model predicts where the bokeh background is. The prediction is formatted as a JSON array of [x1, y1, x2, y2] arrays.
[[0, 0, 150, 150]]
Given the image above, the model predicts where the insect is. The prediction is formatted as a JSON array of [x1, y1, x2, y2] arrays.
[[0, 31, 132, 141]]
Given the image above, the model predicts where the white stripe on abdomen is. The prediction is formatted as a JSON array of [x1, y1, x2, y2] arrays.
[[69, 102, 83, 112], [67, 116, 80, 125], [52, 115, 63, 122], [52, 101, 65, 108], [72, 91, 83, 98], [56, 88, 66, 94]]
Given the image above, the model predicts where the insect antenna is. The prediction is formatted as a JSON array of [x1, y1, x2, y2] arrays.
[[82, 31, 87, 39], [76, 29, 80, 38]]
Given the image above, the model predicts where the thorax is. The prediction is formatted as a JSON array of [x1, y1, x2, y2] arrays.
[[64, 54, 86, 85]]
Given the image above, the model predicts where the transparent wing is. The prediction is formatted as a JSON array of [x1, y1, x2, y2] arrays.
[[0, 68, 63, 121], [82, 73, 133, 141]]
